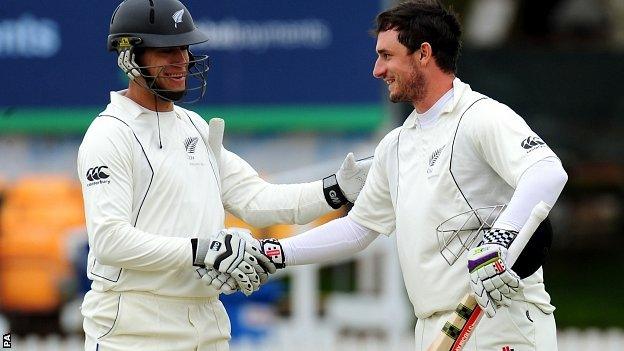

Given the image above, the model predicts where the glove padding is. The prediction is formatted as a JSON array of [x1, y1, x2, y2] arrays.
[[467, 243, 524, 318], [204, 229, 264, 296], [117, 48, 142, 82], [234, 228, 277, 283], [195, 267, 238, 295], [336, 153, 373, 203]]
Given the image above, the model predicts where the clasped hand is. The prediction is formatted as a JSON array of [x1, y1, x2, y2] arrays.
[[201, 228, 276, 296]]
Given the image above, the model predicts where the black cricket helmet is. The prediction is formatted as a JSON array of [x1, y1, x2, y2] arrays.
[[107, 0, 210, 103]]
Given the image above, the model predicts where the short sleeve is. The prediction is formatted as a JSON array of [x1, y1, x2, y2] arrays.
[[466, 101, 558, 187]]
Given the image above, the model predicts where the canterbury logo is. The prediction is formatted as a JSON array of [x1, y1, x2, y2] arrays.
[[184, 137, 198, 154], [86, 166, 110, 181], [172, 9, 184, 28], [520, 136, 545, 149], [429, 145, 446, 167]]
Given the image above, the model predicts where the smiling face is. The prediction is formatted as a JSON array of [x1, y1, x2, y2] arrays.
[[141, 46, 190, 92], [373, 30, 426, 105]]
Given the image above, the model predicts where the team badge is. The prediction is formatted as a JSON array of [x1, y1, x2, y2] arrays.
[[172, 9, 184, 28]]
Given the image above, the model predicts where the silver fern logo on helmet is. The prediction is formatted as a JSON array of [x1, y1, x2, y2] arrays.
[[172, 9, 184, 28]]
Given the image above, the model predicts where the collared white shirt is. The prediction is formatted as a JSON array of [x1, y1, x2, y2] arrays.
[[78, 91, 331, 297], [349, 78, 557, 318]]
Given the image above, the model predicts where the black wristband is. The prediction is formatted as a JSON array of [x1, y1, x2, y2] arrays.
[[260, 238, 286, 269], [322, 174, 348, 209]]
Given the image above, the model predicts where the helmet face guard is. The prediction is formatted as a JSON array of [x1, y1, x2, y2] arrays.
[[116, 44, 209, 103], [107, 0, 210, 103], [436, 205, 506, 266], [437, 205, 553, 278]]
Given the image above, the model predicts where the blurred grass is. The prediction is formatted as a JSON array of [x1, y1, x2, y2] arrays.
[[545, 251, 624, 328], [0, 104, 383, 135]]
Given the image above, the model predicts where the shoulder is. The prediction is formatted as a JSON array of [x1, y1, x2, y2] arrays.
[[377, 126, 403, 152], [79, 111, 135, 156], [461, 96, 524, 131]]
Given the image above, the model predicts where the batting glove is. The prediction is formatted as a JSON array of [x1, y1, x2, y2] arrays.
[[200, 229, 267, 296], [195, 267, 238, 295], [233, 228, 278, 282], [467, 229, 524, 318], [117, 48, 142, 82], [323, 153, 373, 209]]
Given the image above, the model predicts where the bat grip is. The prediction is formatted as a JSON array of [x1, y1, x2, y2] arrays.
[[506, 201, 552, 266]]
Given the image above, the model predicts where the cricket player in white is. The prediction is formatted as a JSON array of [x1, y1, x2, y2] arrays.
[[219, 1, 568, 350], [78, 1, 371, 350]]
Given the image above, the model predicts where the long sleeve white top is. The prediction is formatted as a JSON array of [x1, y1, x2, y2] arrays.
[[78, 91, 333, 297]]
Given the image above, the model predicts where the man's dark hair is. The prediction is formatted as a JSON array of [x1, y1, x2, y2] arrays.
[[374, 0, 462, 74]]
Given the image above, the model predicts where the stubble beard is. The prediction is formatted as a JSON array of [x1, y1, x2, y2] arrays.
[[389, 63, 426, 105]]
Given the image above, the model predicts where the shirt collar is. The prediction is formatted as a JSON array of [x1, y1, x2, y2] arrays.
[[109, 90, 176, 119], [110, 90, 144, 119], [402, 77, 470, 129]]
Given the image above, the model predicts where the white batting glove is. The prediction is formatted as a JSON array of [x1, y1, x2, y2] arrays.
[[323, 153, 373, 208], [117, 48, 142, 81], [195, 267, 238, 295], [234, 229, 277, 282], [467, 229, 524, 318], [203, 229, 264, 296]]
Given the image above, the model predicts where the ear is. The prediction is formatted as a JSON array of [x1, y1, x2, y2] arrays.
[[417, 42, 433, 66]]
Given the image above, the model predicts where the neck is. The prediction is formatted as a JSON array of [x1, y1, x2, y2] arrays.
[[126, 81, 174, 112], [414, 73, 454, 113]]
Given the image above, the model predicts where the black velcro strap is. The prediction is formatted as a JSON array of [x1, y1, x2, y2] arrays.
[[322, 174, 348, 209]]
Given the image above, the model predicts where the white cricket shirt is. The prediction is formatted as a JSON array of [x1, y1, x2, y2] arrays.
[[349, 78, 558, 318], [78, 91, 331, 297]]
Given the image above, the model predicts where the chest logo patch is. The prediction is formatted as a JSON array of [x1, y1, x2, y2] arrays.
[[427, 145, 446, 175], [184, 137, 198, 154]]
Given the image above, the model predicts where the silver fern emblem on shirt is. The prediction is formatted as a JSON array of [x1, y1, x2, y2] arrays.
[[429, 145, 446, 167], [172, 9, 184, 28], [184, 137, 198, 154]]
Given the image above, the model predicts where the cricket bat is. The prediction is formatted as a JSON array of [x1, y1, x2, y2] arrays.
[[427, 201, 552, 351]]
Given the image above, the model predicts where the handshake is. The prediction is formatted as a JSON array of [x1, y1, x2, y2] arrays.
[[194, 228, 284, 296]]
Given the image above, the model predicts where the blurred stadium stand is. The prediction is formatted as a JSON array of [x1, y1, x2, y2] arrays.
[[1, 0, 623, 349]]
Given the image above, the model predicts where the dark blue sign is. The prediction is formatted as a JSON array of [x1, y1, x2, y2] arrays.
[[1, 1, 381, 107]]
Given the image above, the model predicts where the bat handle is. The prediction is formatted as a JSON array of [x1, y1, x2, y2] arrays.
[[506, 201, 551, 266]]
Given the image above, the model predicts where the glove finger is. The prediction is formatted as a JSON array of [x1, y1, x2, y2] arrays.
[[500, 270, 523, 290], [483, 301, 497, 318], [342, 152, 356, 172], [217, 274, 238, 295], [241, 253, 261, 285], [200, 270, 218, 286], [231, 268, 254, 296], [248, 260, 269, 284], [499, 293, 512, 307], [195, 267, 208, 280], [246, 245, 276, 274], [257, 271, 269, 284], [203, 272, 237, 294], [356, 155, 374, 169]]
